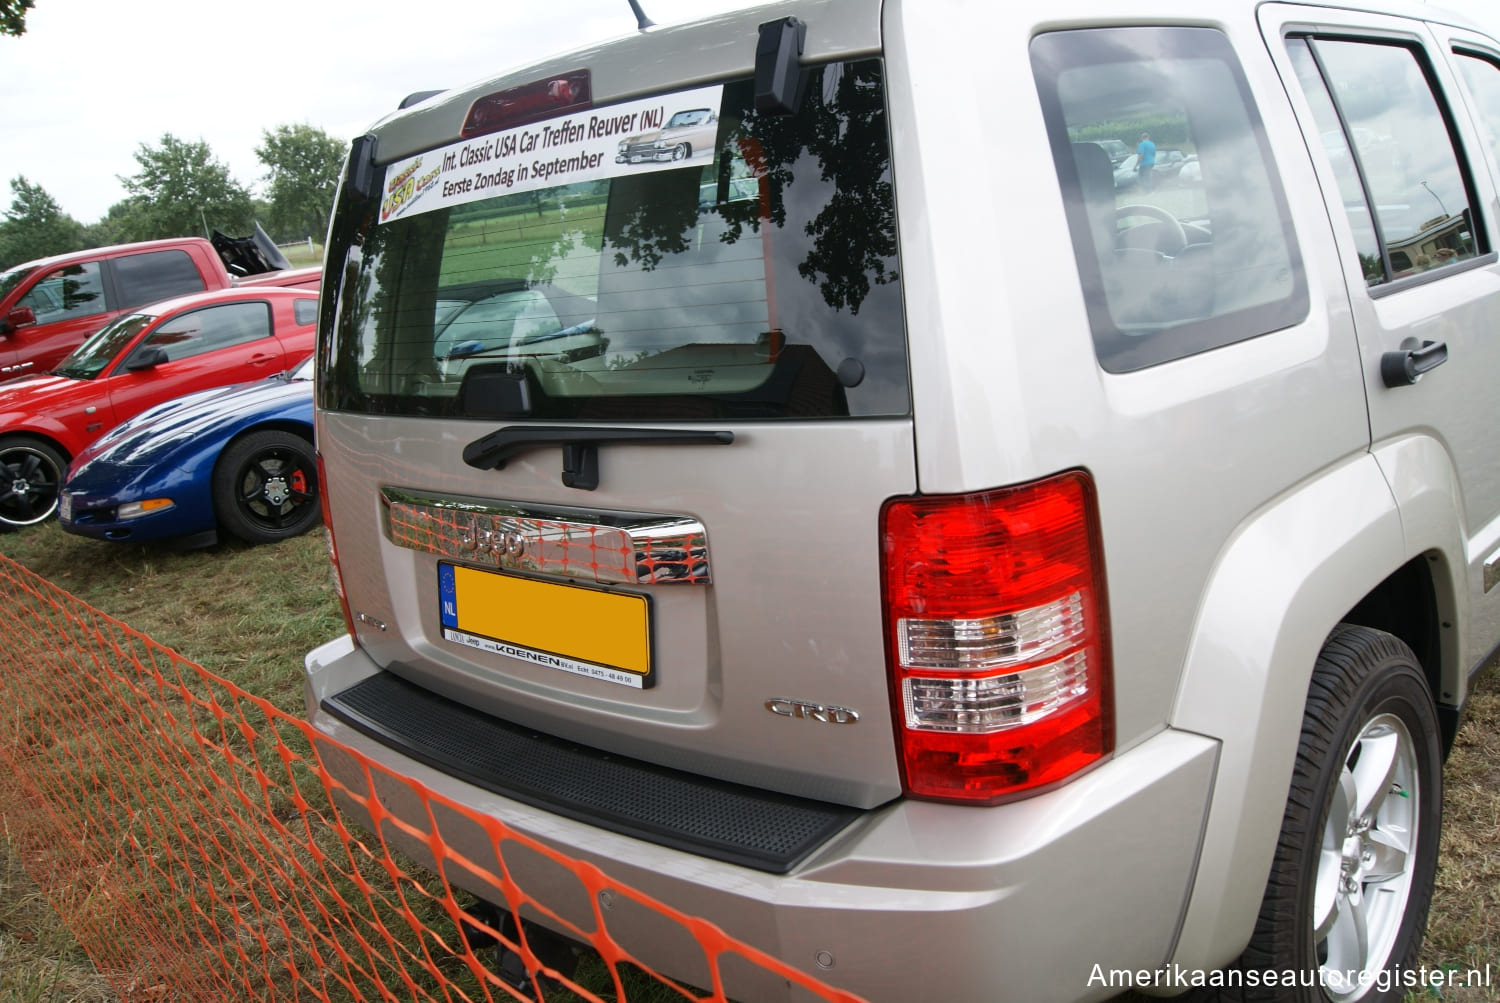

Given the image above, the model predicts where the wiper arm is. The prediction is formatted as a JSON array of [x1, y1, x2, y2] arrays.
[[463, 425, 734, 490]]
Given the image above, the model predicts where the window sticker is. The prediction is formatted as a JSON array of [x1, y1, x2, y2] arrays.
[[379, 85, 725, 224]]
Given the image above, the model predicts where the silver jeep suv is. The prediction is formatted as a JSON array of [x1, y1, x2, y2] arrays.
[[304, 2, 1500, 999]]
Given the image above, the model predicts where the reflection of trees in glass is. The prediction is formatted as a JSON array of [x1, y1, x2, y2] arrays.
[[58, 266, 101, 311], [729, 62, 899, 315], [600, 61, 899, 315], [602, 171, 700, 272]]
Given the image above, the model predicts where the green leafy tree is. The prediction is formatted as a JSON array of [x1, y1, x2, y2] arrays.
[[83, 198, 155, 247], [1, 0, 34, 36], [119, 134, 254, 240], [0, 176, 85, 269], [255, 124, 344, 243]]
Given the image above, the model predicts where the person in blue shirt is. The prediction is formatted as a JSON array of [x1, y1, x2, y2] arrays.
[[1137, 131, 1157, 192]]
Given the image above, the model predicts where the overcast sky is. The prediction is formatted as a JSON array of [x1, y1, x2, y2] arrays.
[[0, 0, 757, 226], [3, 0, 1498, 227]]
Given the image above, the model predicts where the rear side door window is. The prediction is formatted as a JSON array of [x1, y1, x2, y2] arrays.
[[1287, 36, 1485, 286], [1032, 27, 1307, 372], [111, 249, 208, 310]]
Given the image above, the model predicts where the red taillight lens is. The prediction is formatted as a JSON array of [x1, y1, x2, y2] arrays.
[[881, 471, 1113, 804], [316, 452, 358, 640], [461, 70, 592, 139]]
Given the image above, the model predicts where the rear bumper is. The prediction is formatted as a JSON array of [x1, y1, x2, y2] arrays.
[[305, 635, 1219, 1003]]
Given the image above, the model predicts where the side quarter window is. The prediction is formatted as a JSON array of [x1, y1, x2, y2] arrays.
[[1289, 35, 1485, 286], [1032, 27, 1307, 372], [293, 297, 318, 326]]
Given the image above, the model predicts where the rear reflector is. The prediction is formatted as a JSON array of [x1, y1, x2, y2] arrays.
[[881, 471, 1113, 804], [462, 70, 592, 139]]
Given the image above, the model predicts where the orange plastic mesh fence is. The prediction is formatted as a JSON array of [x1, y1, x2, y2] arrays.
[[0, 553, 864, 1003]]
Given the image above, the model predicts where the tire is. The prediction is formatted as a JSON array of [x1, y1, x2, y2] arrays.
[[671, 143, 689, 161], [1212, 624, 1442, 1002], [212, 430, 320, 545], [0, 436, 67, 530]]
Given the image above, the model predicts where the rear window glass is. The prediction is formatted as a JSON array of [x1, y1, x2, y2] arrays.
[[321, 60, 907, 420], [1032, 27, 1308, 372]]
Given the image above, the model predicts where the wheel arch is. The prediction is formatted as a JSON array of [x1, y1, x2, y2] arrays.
[[0, 419, 74, 464], [1163, 452, 1419, 973], [0, 429, 72, 464], [209, 422, 320, 545], [215, 420, 314, 469]]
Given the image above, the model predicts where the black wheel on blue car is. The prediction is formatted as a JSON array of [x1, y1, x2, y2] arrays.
[[0, 435, 67, 531], [212, 429, 320, 545], [1203, 624, 1441, 1002]]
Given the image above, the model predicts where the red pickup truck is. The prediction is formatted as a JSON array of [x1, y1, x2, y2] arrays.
[[0, 231, 320, 379]]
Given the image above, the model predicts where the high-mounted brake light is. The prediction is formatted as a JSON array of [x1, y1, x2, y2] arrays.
[[316, 452, 358, 640], [881, 471, 1113, 804], [462, 70, 592, 139]]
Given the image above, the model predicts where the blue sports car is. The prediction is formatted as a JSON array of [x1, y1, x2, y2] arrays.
[[59, 358, 316, 547]]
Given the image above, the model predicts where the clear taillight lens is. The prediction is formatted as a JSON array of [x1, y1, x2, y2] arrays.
[[881, 471, 1113, 804]]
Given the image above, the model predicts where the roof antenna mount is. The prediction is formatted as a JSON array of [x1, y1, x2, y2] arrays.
[[626, 0, 655, 30]]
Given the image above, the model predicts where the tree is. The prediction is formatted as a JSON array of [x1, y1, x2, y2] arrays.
[[1, 0, 34, 36], [255, 124, 344, 244], [84, 198, 155, 247], [119, 134, 254, 240], [0, 175, 85, 269]]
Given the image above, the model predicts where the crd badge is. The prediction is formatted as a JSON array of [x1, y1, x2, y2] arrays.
[[765, 698, 860, 724]]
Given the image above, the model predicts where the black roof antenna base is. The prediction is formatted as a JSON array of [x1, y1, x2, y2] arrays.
[[627, 0, 655, 30]]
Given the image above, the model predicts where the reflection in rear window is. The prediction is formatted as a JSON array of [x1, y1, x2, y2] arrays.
[[322, 61, 907, 420]]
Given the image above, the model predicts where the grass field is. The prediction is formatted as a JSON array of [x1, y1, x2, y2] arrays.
[[0, 522, 1495, 1001]]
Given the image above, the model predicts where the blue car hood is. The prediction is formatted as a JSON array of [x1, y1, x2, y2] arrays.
[[70, 375, 313, 474]]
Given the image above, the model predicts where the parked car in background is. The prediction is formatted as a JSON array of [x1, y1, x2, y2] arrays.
[[60, 357, 317, 548], [1095, 137, 1133, 165], [1114, 148, 1193, 189], [0, 285, 318, 530], [0, 227, 319, 381]]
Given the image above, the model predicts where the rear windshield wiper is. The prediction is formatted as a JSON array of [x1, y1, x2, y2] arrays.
[[463, 425, 734, 490]]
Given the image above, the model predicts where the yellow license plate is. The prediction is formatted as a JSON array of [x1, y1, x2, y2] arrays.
[[439, 563, 653, 688]]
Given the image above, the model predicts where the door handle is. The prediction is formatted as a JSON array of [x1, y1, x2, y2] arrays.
[[248, 353, 278, 365], [1380, 339, 1447, 388]]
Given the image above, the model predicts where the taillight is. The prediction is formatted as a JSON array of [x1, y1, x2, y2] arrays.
[[316, 452, 358, 640], [881, 471, 1113, 804]]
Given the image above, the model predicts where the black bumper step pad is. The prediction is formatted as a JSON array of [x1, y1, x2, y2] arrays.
[[322, 671, 862, 874]]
